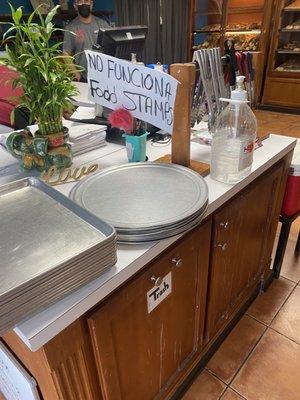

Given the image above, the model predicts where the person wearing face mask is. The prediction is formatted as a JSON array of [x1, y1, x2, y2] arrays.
[[63, 0, 110, 82]]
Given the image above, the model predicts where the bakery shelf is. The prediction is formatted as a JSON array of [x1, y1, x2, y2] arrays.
[[193, 29, 222, 33], [280, 28, 300, 32], [225, 29, 261, 34], [284, 0, 300, 12], [228, 6, 264, 14], [276, 68, 300, 71], [276, 49, 300, 53]]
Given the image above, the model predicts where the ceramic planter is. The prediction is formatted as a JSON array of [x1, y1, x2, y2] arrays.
[[122, 132, 149, 163], [6, 126, 72, 171]]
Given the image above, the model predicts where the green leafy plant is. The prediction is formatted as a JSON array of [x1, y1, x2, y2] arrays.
[[1, 4, 79, 135]]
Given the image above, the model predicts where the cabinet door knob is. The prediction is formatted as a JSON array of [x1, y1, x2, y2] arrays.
[[151, 276, 163, 286], [218, 243, 228, 251], [220, 221, 230, 230], [172, 258, 183, 268]]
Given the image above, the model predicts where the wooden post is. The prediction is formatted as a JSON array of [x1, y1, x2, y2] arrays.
[[170, 63, 196, 167], [155, 63, 210, 176]]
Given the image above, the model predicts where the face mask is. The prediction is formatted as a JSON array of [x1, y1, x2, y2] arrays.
[[78, 4, 91, 18]]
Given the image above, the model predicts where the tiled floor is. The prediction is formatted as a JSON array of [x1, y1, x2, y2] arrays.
[[182, 218, 300, 400], [181, 111, 299, 400]]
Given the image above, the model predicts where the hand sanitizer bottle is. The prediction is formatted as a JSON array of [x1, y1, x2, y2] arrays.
[[210, 76, 257, 184]]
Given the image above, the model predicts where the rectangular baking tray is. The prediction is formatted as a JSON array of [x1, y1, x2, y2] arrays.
[[0, 238, 117, 305], [0, 177, 116, 301], [0, 247, 117, 313], [0, 254, 116, 332]]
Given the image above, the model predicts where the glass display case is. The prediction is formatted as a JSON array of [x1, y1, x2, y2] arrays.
[[274, 0, 300, 72], [192, 0, 225, 50], [225, 0, 264, 52], [190, 0, 270, 104], [262, 0, 300, 109], [191, 0, 266, 52]]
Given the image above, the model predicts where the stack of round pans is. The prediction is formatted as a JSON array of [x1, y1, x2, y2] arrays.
[[70, 163, 209, 243]]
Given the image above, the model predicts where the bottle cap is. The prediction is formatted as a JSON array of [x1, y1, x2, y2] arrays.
[[231, 76, 247, 102]]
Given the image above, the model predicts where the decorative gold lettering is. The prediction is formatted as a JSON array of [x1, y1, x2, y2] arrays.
[[41, 164, 99, 186]]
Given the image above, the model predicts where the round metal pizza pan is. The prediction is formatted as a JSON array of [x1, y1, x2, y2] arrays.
[[70, 162, 209, 234]]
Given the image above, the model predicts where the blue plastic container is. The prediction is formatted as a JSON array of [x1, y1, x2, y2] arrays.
[[122, 132, 149, 162], [146, 64, 169, 73]]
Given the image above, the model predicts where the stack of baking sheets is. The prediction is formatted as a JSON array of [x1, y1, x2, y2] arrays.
[[0, 178, 117, 335], [68, 122, 107, 156], [70, 163, 209, 243]]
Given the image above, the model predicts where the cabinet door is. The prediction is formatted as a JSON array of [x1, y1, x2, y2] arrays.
[[206, 163, 284, 341], [88, 221, 211, 400]]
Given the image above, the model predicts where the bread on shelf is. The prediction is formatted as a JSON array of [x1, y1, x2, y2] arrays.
[[226, 22, 261, 31], [276, 58, 300, 72], [193, 34, 222, 50], [282, 41, 300, 51], [225, 33, 260, 51], [284, 19, 300, 29], [284, 0, 300, 10], [198, 24, 221, 32]]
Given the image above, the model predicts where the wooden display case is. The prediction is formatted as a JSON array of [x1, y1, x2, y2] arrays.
[[191, 0, 225, 51], [262, 0, 300, 109], [189, 0, 272, 103], [190, 0, 268, 52], [225, 0, 264, 52]]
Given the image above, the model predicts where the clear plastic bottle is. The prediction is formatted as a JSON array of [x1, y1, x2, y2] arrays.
[[210, 76, 257, 184]]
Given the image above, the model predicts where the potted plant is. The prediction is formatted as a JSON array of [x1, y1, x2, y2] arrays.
[[1, 5, 79, 171]]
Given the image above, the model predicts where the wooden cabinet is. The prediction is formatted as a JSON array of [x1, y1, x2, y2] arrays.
[[87, 221, 212, 400], [1, 153, 292, 400], [205, 161, 284, 341], [2, 319, 102, 400], [190, 0, 272, 102]]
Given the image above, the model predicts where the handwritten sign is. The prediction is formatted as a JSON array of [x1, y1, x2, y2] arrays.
[[147, 272, 172, 313], [86, 50, 178, 134]]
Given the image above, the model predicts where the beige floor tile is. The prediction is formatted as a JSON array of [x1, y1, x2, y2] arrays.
[[221, 388, 245, 400], [182, 370, 226, 400], [271, 285, 300, 344], [231, 329, 300, 400], [247, 277, 295, 325], [207, 315, 265, 383]]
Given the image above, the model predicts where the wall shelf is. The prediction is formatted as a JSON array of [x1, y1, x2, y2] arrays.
[[280, 28, 300, 31], [277, 49, 300, 53], [228, 6, 264, 14], [226, 29, 261, 34], [193, 30, 222, 34]]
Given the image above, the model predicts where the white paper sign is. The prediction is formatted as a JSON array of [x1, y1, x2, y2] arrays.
[[147, 272, 172, 313], [86, 50, 179, 133], [0, 342, 40, 399]]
